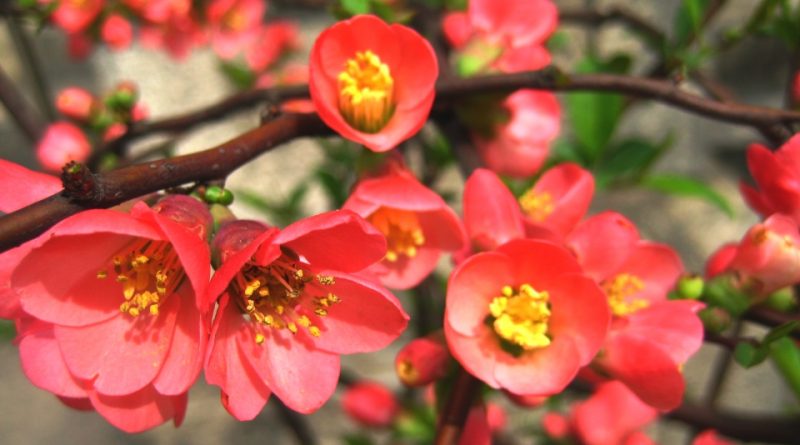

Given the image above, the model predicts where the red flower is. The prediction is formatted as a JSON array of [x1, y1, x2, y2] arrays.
[[468, 0, 558, 49], [204, 212, 409, 419], [740, 134, 800, 223], [572, 382, 658, 445], [395, 332, 450, 387], [246, 21, 300, 72], [445, 239, 610, 396], [101, 14, 134, 50], [11, 195, 212, 432], [309, 15, 438, 152], [207, 0, 266, 59], [343, 163, 466, 289], [36, 122, 91, 172], [342, 381, 399, 428], [693, 430, 736, 445], [52, 0, 104, 33], [56, 87, 95, 121]]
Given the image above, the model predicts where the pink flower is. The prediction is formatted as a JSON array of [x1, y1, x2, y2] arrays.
[[36, 122, 91, 172], [740, 134, 800, 223], [572, 382, 658, 445], [309, 15, 438, 152], [468, 0, 558, 49], [101, 14, 133, 50], [204, 212, 409, 419], [445, 239, 610, 396], [395, 333, 450, 387], [246, 21, 300, 72], [342, 381, 399, 428], [11, 195, 212, 432], [475, 90, 560, 178], [56, 87, 95, 121], [343, 162, 466, 289], [52, 0, 104, 33], [693, 430, 736, 445], [140, 15, 206, 60], [207, 0, 266, 59]]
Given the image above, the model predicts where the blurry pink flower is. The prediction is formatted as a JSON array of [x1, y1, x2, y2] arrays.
[[36, 122, 91, 172], [572, 382, 658, 445], [207, 0, 266, 59], [52, 0, 104, 33], [204, 213, 409, 419], [445, 239, 610, 397], [343, 162, 466, 289], [468, 0, 558, 48], [132, 102, 150, 121], [103, 123, 127, 142], [740, 134, 800, 223], [246, 21, 300, 71], [56, 87, 95, 121], [67, 33, 93, 59], [475, 90, 560, 178], [342, 381, 399, 428], [395, 333, 450, 387], [11, 195, 213, 432], [542, 412, 571, 439], [140, 15, 206, 60], [101, 14, 133, 50], [705, 243, 738, 279], [693, 430, 736, 445]]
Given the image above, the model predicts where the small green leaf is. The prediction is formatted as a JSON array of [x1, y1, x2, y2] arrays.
[[219, 61, 256, 90], [595, 139, 665, 188], [340, 0, 371, 15], [769, 337, 800, 402], [764, 321, 800, 344], [735, 342, 769, 368], [0, 320, 15, 341], [640, 174, 734, 217], [673, 0, 712, 47]]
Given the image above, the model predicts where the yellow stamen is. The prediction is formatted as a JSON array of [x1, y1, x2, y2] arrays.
[[368, 207, 426, 263], [602, 273, 648, 317], [338, 50, 395, 133], [489, 283, 552, 350], [519, 189, 555, 222]]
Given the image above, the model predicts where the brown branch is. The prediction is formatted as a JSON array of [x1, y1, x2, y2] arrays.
[[0, 63, 47, 142], [0, 112, 329, 252], [559, 6, 665, 45], [666, 402, 800, 444], [434, 368, 482, 445], [745, 306, 800, 341]]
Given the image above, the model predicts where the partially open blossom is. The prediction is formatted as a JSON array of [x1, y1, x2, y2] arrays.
[[101, 14, 134, 50], [468, 0, 558, 49], [475, 90, 560, 178], [395, 332, 450, 387], [204, 212, 408, 419], [572, 382, 658, 445], [36, 122, 91, 172], [740, 134, 800, 223], [11, 195, 212, 432], [342, 381, 399, 428], [445, 239, 610, 396], [207, 0, 266, 59], [56, 87, 95, 121], [343, 162, 465, 289], [705, 243, 738, 279], [309, 14, 438, 152], [520, 163, 594, 238], [52, 0, 104, 33]]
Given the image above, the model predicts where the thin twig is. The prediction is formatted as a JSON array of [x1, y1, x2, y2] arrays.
[[7, 18, 55, 121], [434, 368, 482, 445], [0, 63, 47, 142]]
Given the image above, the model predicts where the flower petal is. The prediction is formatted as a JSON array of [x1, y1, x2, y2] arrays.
[[89, 386, 186, 433], [0, 158, 62, 213], [463, 169, 525, 251], [446, 251, 514, 336]]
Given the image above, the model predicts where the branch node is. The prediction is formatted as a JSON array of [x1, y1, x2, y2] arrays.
[[61, 161, 99, 202]]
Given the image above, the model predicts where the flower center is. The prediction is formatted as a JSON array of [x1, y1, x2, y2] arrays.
[[602, 273, 648, 317], [368, 207, 426, 262], [231, 254, 339, 344], [488, 284, 551, 351], [224, 8, 247, 31], [337, 50, 395, 133], [519, 189, 554, 222], [97, 240, 183, 318]]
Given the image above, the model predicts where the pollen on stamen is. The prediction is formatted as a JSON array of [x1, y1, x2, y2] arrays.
[[603, 273, 648, 317], [519, 189, 555, 222], [337, 50, 396, 133], [368, 207, 427, 263], [489, 283, 552, 351]]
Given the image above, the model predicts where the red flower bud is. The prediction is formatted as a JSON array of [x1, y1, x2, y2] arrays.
[[56, 87, 95, 121], [395, 333, 450, 387], [342, 381, 399, 428]]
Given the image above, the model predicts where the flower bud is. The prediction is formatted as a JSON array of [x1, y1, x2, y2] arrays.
[[677, 274, 705, 300], [342, 381, 399, 428], [56, 87, 95, 121], [395, 333, 450, 387], [101, 14, 133, 51], [36, 122, 91, 172], [204, 185, 234, 206], [765, 287, 798, 312], [106, 81, 139, 111], [153, 194, 213, 241], [698, 307, 732, 334], [541, 412, 570, 439]]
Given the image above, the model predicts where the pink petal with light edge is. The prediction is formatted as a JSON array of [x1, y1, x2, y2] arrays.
[[463, 169, 525, 251], [89, 386, 185, 433], [547, 274, 610, 364], [419, 207, 467, 252], [276, 210, 386, 272], [351, 172, 446, 211], [498, 239, 582, 293], [205, 295, 270, 420], [601, 334, 685, 411], [19, 320, 87, 398], [446, 251, 514, 336], [494, 336, 580, 397], [16, 233, 134, 326], [55, 295, 179, 395], [243, 326, 340, 413], [615, 241, 683, 305], [154, 284, 206, 395], [370, 245, 441, 290], [444, 321, 501, 388], [622, 300, 704, 365], [0, 158, 62, 213], [567, 212, 639, 281], [311, 272, 408, 354], [533, 163, 594, 236]]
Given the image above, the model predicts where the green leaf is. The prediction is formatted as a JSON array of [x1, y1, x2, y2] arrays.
[[565, 58, 626, 164], [770, 337, 800, 402], [764, 321, 800, 344], [595, 137, 671, 188], [218, 61, 255, 90], [735, 342, 770, 368], [673, 0, 711, 47], [640, 174, 734, 217], [340, 0, 371, 15], [0, 320, 15, 342]]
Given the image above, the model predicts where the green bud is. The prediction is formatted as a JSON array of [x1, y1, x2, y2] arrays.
[[677, 275, 705, 300], [765, 287, 798, 313], [204, 185, 234, 205], [698, 307, 732, 334]]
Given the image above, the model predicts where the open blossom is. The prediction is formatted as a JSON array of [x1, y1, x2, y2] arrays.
[[342, 381, 399, 428], [445, 239, 610, 397], [567, 212, 704, 410], [740, 134, 800, 223], [204, 212, 408, 419], [246, 21, 300, 72], [36, 122, 91, 172], [10, 195, 212, 432], [343, 162, 465, 289], [52, 0, 104, 33], [207, 0, 266, 59], [309, 14, 438, 152]]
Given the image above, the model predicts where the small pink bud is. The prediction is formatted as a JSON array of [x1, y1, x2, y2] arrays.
[[131, 102, 149, 122], [102, 123, 127, 142], [486, 402, 507, 432], [395, 333, 450, 387], [36, 122, 91, 172], [542, 412, 570, 439], [56, 87, 95, 121], [101, 14, 133, 50], [342, 381, 399, 428]]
